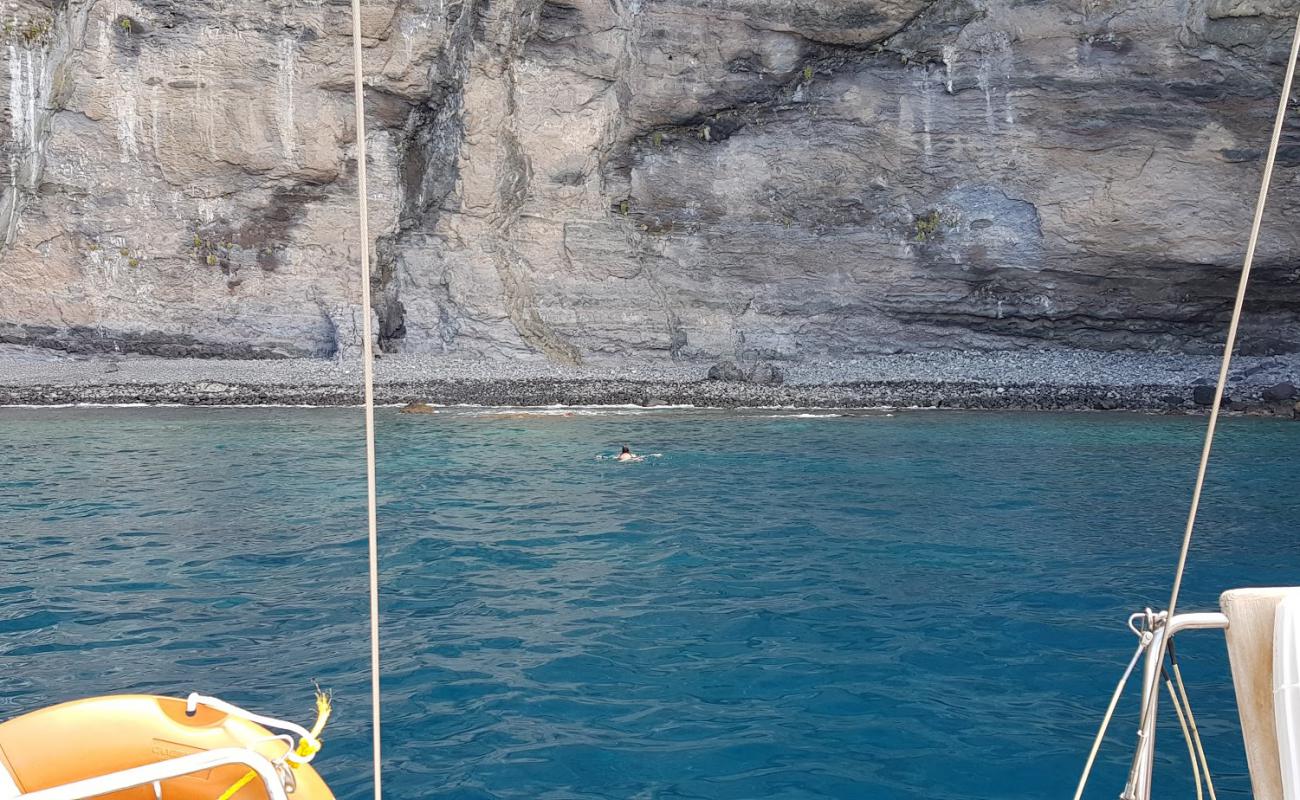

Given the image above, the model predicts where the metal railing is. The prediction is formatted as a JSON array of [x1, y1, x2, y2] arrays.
[[1126, 611, 1230, 800]]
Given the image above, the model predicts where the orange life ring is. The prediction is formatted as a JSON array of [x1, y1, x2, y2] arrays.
[[0, 695, 336, 800]]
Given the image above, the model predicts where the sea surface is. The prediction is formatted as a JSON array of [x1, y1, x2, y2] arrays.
[[1, 406, 1297, 800]]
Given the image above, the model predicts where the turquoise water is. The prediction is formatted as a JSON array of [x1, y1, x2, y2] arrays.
[[1, 407, 1297, 800]]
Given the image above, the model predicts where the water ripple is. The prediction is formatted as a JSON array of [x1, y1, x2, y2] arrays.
[[0, 407, 1295, 799]]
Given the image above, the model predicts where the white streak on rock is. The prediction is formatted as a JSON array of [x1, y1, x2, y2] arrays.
[[4, 41, 50, 244], [118, 88, 140, 162], [919, 71, 933, 157], [277, 35, 297, 161], [942, 44, 957, 94], [8, 44, 28, 162], [150, 84, 163, 160], [979, 55, 996, 134]]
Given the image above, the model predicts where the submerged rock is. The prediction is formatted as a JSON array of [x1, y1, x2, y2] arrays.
[[399, 402, 437, 415]]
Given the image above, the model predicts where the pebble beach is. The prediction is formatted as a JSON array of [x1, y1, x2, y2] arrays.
[[4, 346, 1300, 412]]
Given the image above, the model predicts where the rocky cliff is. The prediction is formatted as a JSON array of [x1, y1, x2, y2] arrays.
[[2, 0, 1299, 364]]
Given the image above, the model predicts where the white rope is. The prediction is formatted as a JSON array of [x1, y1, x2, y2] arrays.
[[1165, 8, 1300, 624], [1072, 632, 1151, 800], [347, 1, 383, 798], [185, 693, 315, 756]]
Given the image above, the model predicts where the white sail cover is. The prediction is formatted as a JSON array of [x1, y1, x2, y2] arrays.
[[1223, 588, 1300, 800], [1277, 593, 1300, 800]]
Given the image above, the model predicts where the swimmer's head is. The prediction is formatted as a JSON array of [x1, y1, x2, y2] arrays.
[[621, 445, 631, 454]]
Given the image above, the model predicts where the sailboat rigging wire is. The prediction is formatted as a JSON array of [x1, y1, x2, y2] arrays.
[[1113, 22, 1300, 798], [1164, 8, 1300, 625], [1164, 668, 1204, 800], [1072, 628, 1152, 800], [1107, 23, 1300, 796], [1167, 642, 1218, 800], [348, 0, 384, 797]]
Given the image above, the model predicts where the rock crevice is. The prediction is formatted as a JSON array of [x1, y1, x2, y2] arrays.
[[3, 0, 1300, 361]]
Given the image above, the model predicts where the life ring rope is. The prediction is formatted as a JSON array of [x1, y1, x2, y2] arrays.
[[212, 689, 333, 800]]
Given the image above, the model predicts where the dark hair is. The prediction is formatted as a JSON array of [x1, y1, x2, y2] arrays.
[[621, 445, 630, 454]]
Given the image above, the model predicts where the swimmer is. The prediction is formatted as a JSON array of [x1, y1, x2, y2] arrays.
[[615, 445, 637, 462]]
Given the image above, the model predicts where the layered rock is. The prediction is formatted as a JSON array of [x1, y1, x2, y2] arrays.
[[2, 0, 1299, 362]]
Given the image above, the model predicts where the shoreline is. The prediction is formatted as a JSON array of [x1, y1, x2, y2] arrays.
[[0, 377, 1258, 411], [2, 349, 1299, 414]]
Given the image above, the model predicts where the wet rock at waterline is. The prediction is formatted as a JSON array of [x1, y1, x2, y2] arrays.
[[3, 0, 1300, 363]]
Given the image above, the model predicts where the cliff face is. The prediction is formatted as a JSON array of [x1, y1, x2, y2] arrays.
[[2, 0, 1300, 362]]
